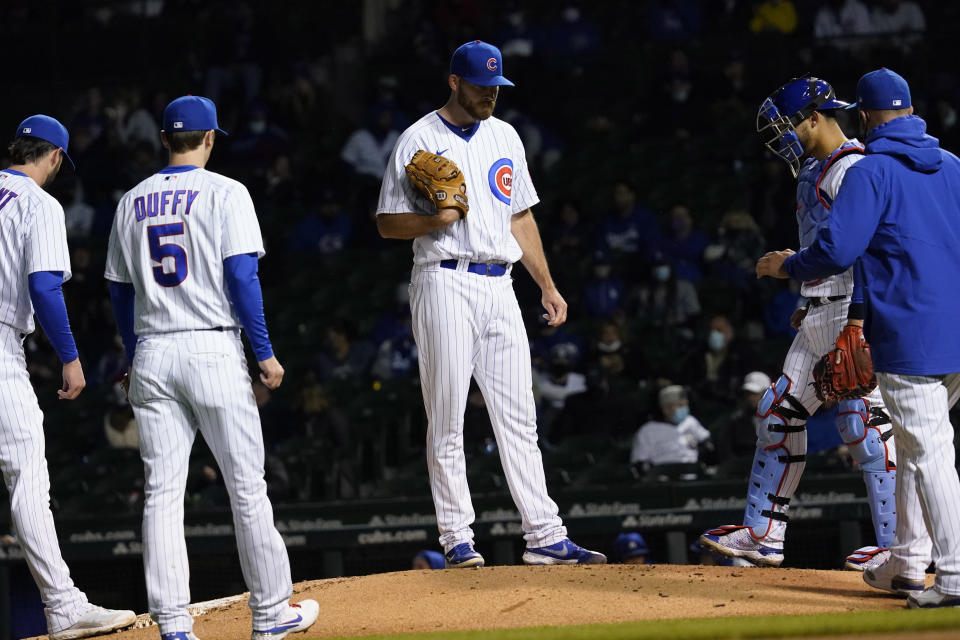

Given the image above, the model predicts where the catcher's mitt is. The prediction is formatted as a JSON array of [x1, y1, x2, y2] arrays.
[[812, 325, 878, 402], [404, 150, 468, 218]]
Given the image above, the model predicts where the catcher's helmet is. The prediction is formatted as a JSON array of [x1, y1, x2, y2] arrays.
[[757, 77, 849, 177]]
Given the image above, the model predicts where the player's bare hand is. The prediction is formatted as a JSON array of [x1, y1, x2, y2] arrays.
[[437, 208, 462, 225], [259, 356, 285, 390], [790, 306, 808, 330], [541, 286, 568, 327], [756, 249, 795, 279], [59, 358, 86, 400]]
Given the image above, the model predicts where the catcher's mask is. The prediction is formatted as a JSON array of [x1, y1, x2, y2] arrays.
[[757, 76, 849, 178]]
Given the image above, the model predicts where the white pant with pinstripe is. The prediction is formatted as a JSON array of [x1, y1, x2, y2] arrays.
[[410, 262, 566, 551], [0, 324, 90, 633], [877, 372, 960, 595], [129, 330, 291, 633]]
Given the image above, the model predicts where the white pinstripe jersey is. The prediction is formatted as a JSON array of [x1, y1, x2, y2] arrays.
[[0, 169, 71, 333], [105, 166, 265, 336], [377, 112, 538, 264]]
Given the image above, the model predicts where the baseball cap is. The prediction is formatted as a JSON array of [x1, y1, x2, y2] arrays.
[[450, 40, 515, 87], [614, 533, 649, 560], [15, 115, 74, 168], [658, 385, 686, 407], [847, 68, 911, 111], [162, 95, 228, 135], [742, 371, 772, 394]]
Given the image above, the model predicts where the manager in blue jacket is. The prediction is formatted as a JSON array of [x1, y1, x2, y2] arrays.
[[757, 68, 960, 609]]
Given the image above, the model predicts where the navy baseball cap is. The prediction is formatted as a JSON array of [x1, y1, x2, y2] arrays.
[[15, 115, 74, 168], [847, 68, 911, 111], [162, 95, 228, 135], [450, 40, 514, 87]]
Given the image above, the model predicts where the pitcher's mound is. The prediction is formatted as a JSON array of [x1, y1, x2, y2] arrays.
[[35, 564, 926, 639]]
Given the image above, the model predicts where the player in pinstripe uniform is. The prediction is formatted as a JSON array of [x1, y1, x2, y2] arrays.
[[0, 116, 136, 638], [700, 77, 897, 571], [376, 41, 606, 567], [105, 96, 318, 639], [765, 68, 960, 608]]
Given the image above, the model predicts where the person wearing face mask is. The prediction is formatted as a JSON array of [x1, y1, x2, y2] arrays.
[[681, 313, 749, 402], [630, 385, 712, 473], [636, 256, 701, 330]]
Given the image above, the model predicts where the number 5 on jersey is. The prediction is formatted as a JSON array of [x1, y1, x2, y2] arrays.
[[148, 223, 188, 286]]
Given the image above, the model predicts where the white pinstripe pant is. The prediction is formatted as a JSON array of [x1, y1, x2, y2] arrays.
[[877, 372, 960, 595], [129, 330, 291, 633], [410, 263, 566, 551], [0, 324, 89, 633]]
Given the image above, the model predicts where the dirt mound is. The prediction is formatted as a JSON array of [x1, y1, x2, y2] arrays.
[[33, 564, 927, 639]]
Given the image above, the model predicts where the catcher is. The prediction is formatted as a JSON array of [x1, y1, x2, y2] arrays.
[[700, 76, 897, 575]]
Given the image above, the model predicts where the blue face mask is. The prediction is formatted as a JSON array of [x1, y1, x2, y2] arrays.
[[654, 265, 671, 282], [672, 405, 690, 424], [708, 329, 726, 351]]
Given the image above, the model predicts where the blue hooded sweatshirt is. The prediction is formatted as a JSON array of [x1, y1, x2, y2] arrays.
[[784, 115, 960, 375]]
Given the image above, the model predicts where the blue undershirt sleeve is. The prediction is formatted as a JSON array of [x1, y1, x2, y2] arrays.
[[224, 253, 274, 361], [28, 271, 79, 363], [108, 281, 138, 364]]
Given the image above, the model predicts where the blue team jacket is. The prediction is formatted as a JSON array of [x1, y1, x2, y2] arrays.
[[784, 115, 960, 375]]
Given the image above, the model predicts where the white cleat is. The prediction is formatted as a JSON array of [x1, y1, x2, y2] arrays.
[[845, 546, 891, 571], [251, 599, 320, 640], [49, 605, 137, 640]]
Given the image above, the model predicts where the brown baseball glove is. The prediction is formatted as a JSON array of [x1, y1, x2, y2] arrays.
[[404, 150, 468, 219], [812, 324, 878, 402]]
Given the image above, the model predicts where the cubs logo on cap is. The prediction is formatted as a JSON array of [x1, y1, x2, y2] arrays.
[[450, 40, 515, 87], [488, 158, 513, 205]]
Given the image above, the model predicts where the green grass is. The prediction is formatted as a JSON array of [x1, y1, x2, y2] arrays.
[[313, 608, 960, 640]]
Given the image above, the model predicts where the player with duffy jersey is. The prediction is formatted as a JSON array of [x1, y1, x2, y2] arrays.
[[105, 96, 317, 640], [377, 40, 605, 567]]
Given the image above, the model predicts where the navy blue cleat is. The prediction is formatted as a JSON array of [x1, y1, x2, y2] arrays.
[[445, 543, 485, 568], [522, 538, 607, 565]]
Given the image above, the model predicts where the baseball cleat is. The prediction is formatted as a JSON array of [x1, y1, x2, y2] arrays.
[[522, 538, 607, 565], [863, 566, 925, 597], [699, 525, 783, 567], [445, 543, 485, 568], [251, 599, 320, 640], [49, 605, 137, 640], [845, 546, 891, 571], [907, 587, 960, 609], [161, 633, 201, 640]]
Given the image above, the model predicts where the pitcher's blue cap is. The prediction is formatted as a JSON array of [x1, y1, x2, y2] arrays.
[[847, 68, 911, 111], [450, 41, 514, 87], [162, 95, 228, 135], [15, 115, 74, 168]]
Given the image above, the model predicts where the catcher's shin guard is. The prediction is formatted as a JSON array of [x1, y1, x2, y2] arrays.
[[743, 375, 809, 542], [837, 398, 897, 548]]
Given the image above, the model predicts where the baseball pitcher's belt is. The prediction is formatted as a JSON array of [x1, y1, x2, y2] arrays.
[[440, 259, 507, 277]]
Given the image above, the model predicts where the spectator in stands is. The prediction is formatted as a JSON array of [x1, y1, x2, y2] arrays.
[[548, 198, 592, 257], [583, 249, 625, 319], [103, 382, 139, 450], [682, 313, 751, 402], [340, 105, 401, 180], [614, 532, 650, 564], [371, 317, 418, 381], [870, 0, 926, 46], [265, 154, 298, 205], [533, 343, 588, 445], [645, 0, 703, 42], [630, 385, 712, 471], [704, 209, 767, 290], [412, 550, 445, 570], [63, 180, 95, 240], [288, 186, 353, 254], [634, 256, 701, 332], [749, 0, 798, 34], [530, 313, 585, 373], [315, 320, 375, 382], [230, 98, 289, 166], [751, 153, 797, 251], [597, 180, 661, 275], [107, 87, 160, 153], [661, 203, 707, 282], [710, 371, 771, 460]]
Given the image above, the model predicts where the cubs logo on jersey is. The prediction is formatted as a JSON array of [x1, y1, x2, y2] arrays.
[[488, 158, 513, 205]]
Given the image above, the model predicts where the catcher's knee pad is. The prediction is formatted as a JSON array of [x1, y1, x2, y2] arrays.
[[744, 375, 809, 539], [837, 399, 897, 548]]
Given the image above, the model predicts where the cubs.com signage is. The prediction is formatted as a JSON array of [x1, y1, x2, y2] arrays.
[[488, 158, 513, 205]]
